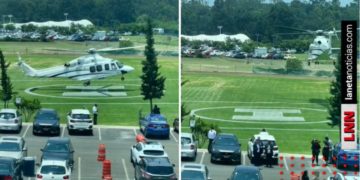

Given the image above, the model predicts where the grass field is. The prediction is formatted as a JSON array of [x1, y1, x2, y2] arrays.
[[0, 38, 179, 126], [182, 57, 358, 154]]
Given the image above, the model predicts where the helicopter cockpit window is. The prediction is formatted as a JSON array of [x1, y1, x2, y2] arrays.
[[96, 65, 103, 72], [111, 63, 117, 70], [116, 62, 123, 69], [105, 64, 110, 71], [90, 66, 95, 73]]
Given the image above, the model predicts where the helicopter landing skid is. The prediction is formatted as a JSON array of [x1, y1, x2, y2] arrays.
[[83, 81, 91, 86]]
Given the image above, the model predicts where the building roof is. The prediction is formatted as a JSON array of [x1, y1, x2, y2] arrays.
[[8, 19, 93, 29]]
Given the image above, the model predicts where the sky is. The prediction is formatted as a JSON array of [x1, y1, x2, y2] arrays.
[[204, 0, 355, 7]]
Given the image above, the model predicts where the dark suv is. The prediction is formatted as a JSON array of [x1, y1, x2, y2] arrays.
[[41, 137, 75, 168], [210, 133, 241, 164], [135, 157, 177, 180], [33, 108, 60, 135], [0, 157, 22, 180]]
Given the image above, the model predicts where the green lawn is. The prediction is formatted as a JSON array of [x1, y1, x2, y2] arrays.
[[0, 41, 179, 126], [182, 57, 357, 154]]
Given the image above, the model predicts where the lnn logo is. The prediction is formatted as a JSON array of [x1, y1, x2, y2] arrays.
[[341, 104, 357, 150]]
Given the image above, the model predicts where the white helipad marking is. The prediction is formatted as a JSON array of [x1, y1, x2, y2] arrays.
[[22, 125, 30, 138], [200, 152, 206, 164], [233, 108, 305, 121], [61, 126, 65, 137], [98, 127, 102, 141], [283, 156, 289, 171], [170, 130, 178, 142], [122, 158, 130, 180], [78, 157, 81, 180]]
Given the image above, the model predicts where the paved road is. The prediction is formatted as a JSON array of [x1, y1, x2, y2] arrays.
[[0, 124, 179, 180], [182, 149, 359, 180]]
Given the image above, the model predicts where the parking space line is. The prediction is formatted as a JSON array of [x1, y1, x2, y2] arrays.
[[22, 125, 30, 138], [98, 127, 102, 141], [170, 130, 178, 142], [61, 126, 65, 137], [242, 153, 245, 165], [133, 128, 137, 136], [283, 156, 289, 171], [200, 152, 206, 164], [78, 157, 81, 180], [121, 158, 130, 180]]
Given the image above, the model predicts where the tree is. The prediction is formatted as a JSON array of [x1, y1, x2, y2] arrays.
[[327, 57, 341, 128], [4, 24, 15, 31], [181, 80, 190, 122], [0, 50, 14, 108], [14, 97, 41, 122], [140, 18, 166, 112]]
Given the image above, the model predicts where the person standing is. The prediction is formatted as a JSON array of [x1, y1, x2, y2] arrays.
[[92, 104, 98, 125], [207, 126, 216, 153], [301, 170, 309, 180], [322, 136, 333, 165], [311, 139, 321, 165], [265, 143, 273, 167], [189, 115, 196, 132], [253, 137, 262, 166], [153, 105, 160, 114]]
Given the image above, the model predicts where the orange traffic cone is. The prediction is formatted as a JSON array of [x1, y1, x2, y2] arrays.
[[102, 160, 112, 179], [136, 134, 146, 143], [97, 144, 106, 161]]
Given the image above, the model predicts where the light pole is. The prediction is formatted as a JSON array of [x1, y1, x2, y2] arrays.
[[255, 33, 260, 46], [217, 26, 223, 35], [8, 14, 13, 23], [64, 13, 68, 21]]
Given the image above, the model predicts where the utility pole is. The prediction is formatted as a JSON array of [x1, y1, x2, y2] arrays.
[[217, 26, 223, 35]]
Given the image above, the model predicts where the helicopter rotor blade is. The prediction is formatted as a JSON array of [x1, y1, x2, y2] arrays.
[[96, 45, 145, 52]]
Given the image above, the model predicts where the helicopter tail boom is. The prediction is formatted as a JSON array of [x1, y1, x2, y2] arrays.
[[17, 53, 38, 76]]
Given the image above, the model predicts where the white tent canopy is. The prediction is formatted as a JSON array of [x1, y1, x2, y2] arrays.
[[182, 33, 250, 42], [8, 19, 94, 29]]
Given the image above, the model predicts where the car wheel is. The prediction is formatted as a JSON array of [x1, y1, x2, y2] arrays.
[[68, 129, 72, 135], [32, 130, 37, 136], [210, 155, 215, 163], [273, 158, 278, 165]]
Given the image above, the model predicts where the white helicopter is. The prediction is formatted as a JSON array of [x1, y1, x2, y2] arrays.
[[18, 47, 137, 86]]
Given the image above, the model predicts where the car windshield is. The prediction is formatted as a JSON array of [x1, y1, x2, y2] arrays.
[[0, 142, 20, 151], [261, 140, 276, 146], [40, 165, 66, 175], [44, 142, 69, 152], [214, 137, 237, 146], [150, 117, 166, 122], [181, 137, 192, 145], [0, 113, 15, 120], [146, 166, 174, 175], [143, 150, 164, 156], [71, 114, 90, 119], [36, 112, 57, 120], [233, 171, 261, 180], [182, 170, 205, 180]]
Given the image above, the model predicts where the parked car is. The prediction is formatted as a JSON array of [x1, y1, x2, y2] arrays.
[[41, 137, 75, 168], [210, 133, 241, 164], [284, 54, 296, 60], [227, 165, 263, 180], [247, 131, 279, 164], [0, 136, 27, 164], [36, 159, 72, 180], [233, 53, 246, 59], [330, 143, 359, 169], [181, 163, 211, 180], [272, 53, 284, 59], [67, 109, 93, 135], [0, 109, 22, 132], [181, 133, 197, 160], [327, 172, 359, 180], [134, 157, 177, 180], [0, 157, 22, 180], [33, 108, 60, 136], [139, 114, 170, 139], [130, 141, 168, 164]]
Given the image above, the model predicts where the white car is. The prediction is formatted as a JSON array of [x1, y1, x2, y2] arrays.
[[284, 54, 296, 60], [181, 163, 211, 180], [130, 141, 168, 164], [328, 172, 359, 180], [0, 136, 27, 163], [67, 109, 93, 134], [36, 159, 72, 180], [181, 133, 197, 160], [0, 109, 22, 132], [247, 131, 279, 164]]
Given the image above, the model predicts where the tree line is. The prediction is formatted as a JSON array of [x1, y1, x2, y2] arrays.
[[182, 0, 358, 43], [0, 0, 178, 33]]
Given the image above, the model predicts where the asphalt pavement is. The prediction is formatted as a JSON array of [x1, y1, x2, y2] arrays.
[[0, 124, 179, 180]]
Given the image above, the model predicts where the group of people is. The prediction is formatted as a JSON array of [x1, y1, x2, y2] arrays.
[[252, 130, 274, 167], [311, 136, 333, 166]]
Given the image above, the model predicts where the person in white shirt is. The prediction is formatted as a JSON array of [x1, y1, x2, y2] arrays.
[[92, 104, 98, 125], [189, 115, 196, 132], [207, 126, 217, 153]]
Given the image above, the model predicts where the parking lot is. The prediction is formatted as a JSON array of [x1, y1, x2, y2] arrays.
[[184, 149, 359, 180], [0, 124, 179, 180]]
